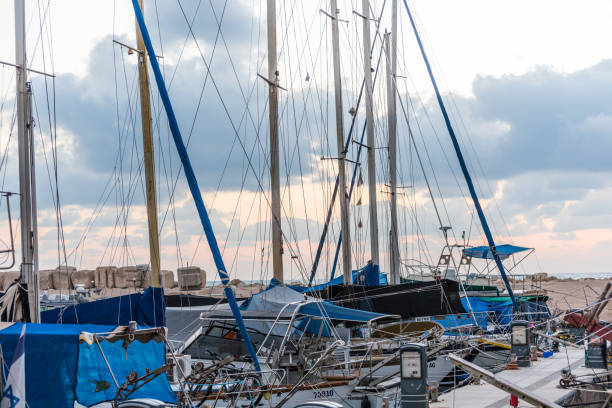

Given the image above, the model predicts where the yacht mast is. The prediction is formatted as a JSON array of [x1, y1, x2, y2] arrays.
[[329, 0, 352, 285], [15, 0, 40, 322], [387, 0, 400, 285], [362, 0, 380, 266], [135, 0, 161, 287], [267, 0, 283, 283]]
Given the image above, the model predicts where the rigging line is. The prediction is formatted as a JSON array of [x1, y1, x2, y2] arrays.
[[175, 0, 309, 275], [102, 56, 145, 266], [0, 99, 16, 192], [151, 0, 207, 234], [329, 15, 387, 281], [118, 49, 142, 265], [402, 0, 517, 310], [309, 0, 387, 285], [276, 3, 330, 274], [35, 0, 70, 271], [157, 0, 249, 240], [409, 6, 511, 243], [393, 63, 444, 231], [403, 85, 460, 239], [278, 1, 326, 268]]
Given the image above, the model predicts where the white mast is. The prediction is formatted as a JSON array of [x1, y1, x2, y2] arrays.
[[15, 0, 40, 322], [362, 0, 379, 266], [267, 0, 283, 283], [329, 0, 352, 285], [387, 0, 400, 285]]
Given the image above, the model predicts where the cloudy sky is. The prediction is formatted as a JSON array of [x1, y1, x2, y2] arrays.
[[1, 0, 612, 283]]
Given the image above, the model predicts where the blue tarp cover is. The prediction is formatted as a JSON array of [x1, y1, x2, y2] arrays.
[[76, 333, 175, 406], [0, 322, 175, 407], [41, 286, 166, 327], [291, 263, 387, 293], [461, 296, 550, 325], [462, 244, 531, 260]]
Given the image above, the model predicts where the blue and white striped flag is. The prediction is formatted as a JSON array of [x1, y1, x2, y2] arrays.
[[2, 324, 26, 408]]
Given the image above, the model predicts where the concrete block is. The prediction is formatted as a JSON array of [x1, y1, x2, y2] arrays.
[[94, 267, 107, 288], [39, 269, 53, 290], [114, 266, 143, 289], [71, 270, 95, 288], [177, 266, 202, 290], [51, 269, 73, 290], [104, 266, 118, 288], [161, 270, 177, 289]]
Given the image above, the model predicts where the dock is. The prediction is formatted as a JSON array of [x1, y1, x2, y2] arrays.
[[431, 347, 607, 407]]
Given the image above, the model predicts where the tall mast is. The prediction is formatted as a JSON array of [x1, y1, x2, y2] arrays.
[[387, 0, 400, 285], [135, 0, 161, 287], [267, 0, 283, 283], [15, 0, 40, 322], [362, 0, 379, 266], [330, 0, 352, 285]]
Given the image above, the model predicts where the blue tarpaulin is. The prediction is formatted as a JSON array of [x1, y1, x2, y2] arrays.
[[76, 333, 174, 406], [461, 296, 550, 325], [292, 263, 387, 293], [462, 244, 531, 260], [41, 286, 166, 327], [0, 322, 176, 407]]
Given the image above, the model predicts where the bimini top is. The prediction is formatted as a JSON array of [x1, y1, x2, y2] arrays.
[[462, 244, 532, 260]]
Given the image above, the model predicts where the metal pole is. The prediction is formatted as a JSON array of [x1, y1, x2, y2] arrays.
[[135, 0, 161, 287], [329, 0, 352, 286], [15, 0, 39, 322], [386, 9, 399, 284], [267, 0, 283, 283], [130, 0, 261, 372], [362, 0, 380, 266], [28, 86, 40, 323]]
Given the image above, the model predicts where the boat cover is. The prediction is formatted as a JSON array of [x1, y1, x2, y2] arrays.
[[292, 263, 388, 293], [462, 295, 550, 325], [0, 322, 176, 407], [41, 286, 166, 327], [244, 286, 387, 323], [462, 244, 531, 260], [243, 286, 390, 338]]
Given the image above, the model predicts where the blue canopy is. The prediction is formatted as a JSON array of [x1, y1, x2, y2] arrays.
[[462, 244, 531, 260], [0, 322, 175, 407], [41, 286, 166, 327]]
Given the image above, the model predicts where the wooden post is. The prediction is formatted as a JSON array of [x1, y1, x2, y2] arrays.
[[135, 0, 161, 287]]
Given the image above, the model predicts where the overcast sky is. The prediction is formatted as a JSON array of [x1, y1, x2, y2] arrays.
[[1, 0, 612, 282]]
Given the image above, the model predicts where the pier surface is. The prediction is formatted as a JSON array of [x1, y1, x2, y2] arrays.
[[431, 347, 606, 407]]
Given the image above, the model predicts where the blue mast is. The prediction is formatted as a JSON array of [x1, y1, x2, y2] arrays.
[[401, 1, 518, 311], [131, 0, 262, 371]]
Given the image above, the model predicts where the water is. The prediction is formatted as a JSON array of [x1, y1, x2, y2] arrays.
[[549, 272, 612, 280]]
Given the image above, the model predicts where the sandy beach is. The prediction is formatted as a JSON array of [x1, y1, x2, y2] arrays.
[[542, 277, 611, 322]]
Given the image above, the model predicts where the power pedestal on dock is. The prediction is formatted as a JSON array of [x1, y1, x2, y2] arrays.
[[511, 320, 531, 367], [400, 344, 428, 408], [585, 341, 608, 369]]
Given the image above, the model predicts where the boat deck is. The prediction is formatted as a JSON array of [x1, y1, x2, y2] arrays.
[[431, 347, 606, 407]]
